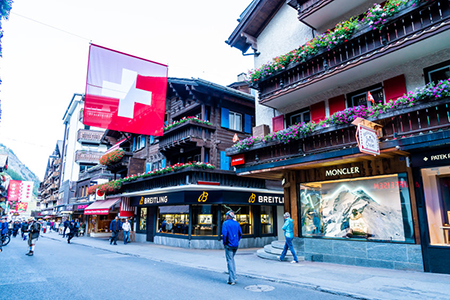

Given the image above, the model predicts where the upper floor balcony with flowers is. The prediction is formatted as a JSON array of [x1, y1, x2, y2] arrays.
[[77, 129, 104, 144], [249, 0, 450, 110]]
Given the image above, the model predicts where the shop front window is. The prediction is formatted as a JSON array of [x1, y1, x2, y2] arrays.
[[158, 205, 189, 235], [300, 173, 414, 243], [421, 167, 450, 246], [139, 207, 147, 231], [191, 205, 218, 236], [261, 206, 274, 234], [223, 205, 253, 235]]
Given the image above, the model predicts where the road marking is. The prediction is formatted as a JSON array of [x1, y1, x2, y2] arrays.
[[244, 285, 275, 292]]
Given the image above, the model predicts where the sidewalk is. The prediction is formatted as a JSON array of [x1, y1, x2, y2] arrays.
[[42, 233, 450, 300]]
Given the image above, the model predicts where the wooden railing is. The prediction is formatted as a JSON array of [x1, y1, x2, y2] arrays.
[[74, 150, 103, 163], [77, 129, 104, 143], [256, 0, 450, 101], [159, 121, 215, 150], [227, 97, 450, 166], [121, 167, 266, 194]]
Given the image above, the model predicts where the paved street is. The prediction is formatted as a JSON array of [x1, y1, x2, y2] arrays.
[[1, 234, 347, 300]]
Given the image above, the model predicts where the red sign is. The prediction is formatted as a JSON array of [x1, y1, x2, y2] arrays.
[[16, 202, 28, 212], [231, 154, 245, 166], [8, 180, 21, 201], [83, 44, 168, 136]]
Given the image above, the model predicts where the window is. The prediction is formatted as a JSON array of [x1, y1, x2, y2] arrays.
[[138, 208, 147, 232], [133, 135, 145, 151], [158, 205, 189, 235], [347, 85, 384, 108], [223, 205, 253, 235], [261, 206, 274, 234], [300, 173, 414, 243], [79, 164, 94, 173], [229, 111, 242, 131], [424, 60, 450, 84], [191, 205, 219, 236], [288, 109, 310, 126]]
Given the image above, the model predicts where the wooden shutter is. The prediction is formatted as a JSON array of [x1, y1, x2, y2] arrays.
[[244, 114, 252, 133], [161, 159, 166, 169], [145, 163, 152, 172], [328, 95, 346, 116], [221, 108, 229, 128], [132, 137, 136, 151], [272, 115, 284, 132], [220, 151, 230, 170], [310, 101, 325, 123], [384, 74, 406, 102]]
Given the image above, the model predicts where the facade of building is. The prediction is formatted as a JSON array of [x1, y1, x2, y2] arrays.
[[226, 0, 450, 273], [93, 77, 284, 248]]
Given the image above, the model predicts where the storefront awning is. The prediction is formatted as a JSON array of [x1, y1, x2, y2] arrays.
[[85, 198, 120, 215]]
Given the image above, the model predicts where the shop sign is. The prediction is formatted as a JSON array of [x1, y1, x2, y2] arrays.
[[411, 149, 450, 167], [130, 192, 184, 206], [75, 204, 89, 210], [223, 191, 284, 205], [356, 124, 380, 155], [326, 167, 360, 177], [231, 154, 245, 166]]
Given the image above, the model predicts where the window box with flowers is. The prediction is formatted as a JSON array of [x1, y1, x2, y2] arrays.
[[164, 116, 213, 132], [99, 149, 125, 166]]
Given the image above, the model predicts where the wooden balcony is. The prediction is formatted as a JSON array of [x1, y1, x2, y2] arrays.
[[74, 150, 103, 164], [227, 97, 450, 178], [77, 129, 104, 143], [121, 167, 265, 194], [159, 120, 215, 152], [255, 0, 450, 109], [288, 0, 370, 30]]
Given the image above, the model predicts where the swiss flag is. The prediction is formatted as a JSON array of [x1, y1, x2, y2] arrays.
[[367, 91, 375, 105], [84, 44, 168, 136]]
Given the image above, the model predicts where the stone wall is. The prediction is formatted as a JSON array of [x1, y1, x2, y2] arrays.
[[293, 238, 424, 271]]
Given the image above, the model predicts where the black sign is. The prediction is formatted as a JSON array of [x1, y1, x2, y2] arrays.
[[411, 149, 450, 167], [130, 192, 184, 206]]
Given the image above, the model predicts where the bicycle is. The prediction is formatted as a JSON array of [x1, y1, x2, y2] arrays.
[[1, 233, 10, 246]]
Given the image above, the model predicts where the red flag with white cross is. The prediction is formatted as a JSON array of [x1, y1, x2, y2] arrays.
[[83, 44, 168, 136]]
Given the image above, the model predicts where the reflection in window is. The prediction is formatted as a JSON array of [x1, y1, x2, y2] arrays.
[[223, 205, 253, 235], [261, 206, 274, 234], [300, 173, 414, 243], [191, 205, 218, 236], [422, 167, 450, 246], [158, 205, 189, 235], [139, 207, 147, 231]]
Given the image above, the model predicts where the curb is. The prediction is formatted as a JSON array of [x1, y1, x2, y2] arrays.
[[42, 235, 373, 299]]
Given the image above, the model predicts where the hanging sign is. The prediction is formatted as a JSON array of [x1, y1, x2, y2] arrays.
[[352, 117, 382, 156]]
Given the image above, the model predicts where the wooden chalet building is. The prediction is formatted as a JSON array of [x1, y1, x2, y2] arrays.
[[94, 77, 284, 249], [226, 0, 450, 273]]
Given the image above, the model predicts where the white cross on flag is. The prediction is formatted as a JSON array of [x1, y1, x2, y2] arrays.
[[83, 44, 168, 136]]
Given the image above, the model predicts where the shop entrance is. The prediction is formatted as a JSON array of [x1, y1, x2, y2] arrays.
[[146, 207, 156, 242], [418, 167, 450, 274]]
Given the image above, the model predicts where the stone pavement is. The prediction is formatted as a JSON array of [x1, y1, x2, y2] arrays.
[[41, 232, 450, 300]]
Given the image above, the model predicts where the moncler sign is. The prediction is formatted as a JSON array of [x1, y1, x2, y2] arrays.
[[325, 167, 360, 177]]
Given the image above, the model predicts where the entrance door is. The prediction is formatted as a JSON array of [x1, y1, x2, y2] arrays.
[[146, 207, 156, 242], [419, 168, 450, 274]]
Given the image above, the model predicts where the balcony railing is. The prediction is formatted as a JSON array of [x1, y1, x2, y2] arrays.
[[227, 97, 450, 167], [77, 129, 104, 143], [121, 167, 265, 194], [254, 0, 450, 105], [159, 120, 215, 151], [74, 150, 103, 164]]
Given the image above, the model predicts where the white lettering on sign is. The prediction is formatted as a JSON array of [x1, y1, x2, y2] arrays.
[[325, 167, 360, 177], [257, 196, 284, 204], [142, 196, 168, 204], [430, 154, 450, 161]]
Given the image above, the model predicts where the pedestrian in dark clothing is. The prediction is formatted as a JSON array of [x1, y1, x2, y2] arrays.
[[67, 221, 75, 244], [74, 219, 80, 237], [21, 221, 29, 239], [109, 216, 122, 245], [221, 211, 242, 285], [62, 219, 69, 238], [25, 217, 41, 256], [13, 221, 20, 237]]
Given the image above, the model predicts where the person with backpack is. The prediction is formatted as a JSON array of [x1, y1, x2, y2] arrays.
[[21, 220, 29, 239], [25, 217, 41, 256], [221, 210, 242, 285], [62, 218, 69, 238]]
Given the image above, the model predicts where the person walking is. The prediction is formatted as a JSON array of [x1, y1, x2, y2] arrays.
[[279, 212, 299, 264], [67, 220, 76, 244], [21, 220, 29, 239], [73, 219, 80, 237], [122, 218, 131, 244], [109, 216, 122, 245], [25, 217, 41, 256], [221, 210, 242, 285], [1, 217, 8, 243], [12, 220, 20, 237], [62, 219, 69, 238]]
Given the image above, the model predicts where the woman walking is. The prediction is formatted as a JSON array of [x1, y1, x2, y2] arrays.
[[279, 212, 299, 263]]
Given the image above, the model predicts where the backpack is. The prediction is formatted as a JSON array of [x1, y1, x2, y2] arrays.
[[31, 222, 41, 233]]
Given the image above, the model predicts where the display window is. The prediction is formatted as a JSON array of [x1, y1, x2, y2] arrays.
[[421, 167, 450, 246], [158, 205, 189, 235], [138, 207, 147, 232], [260, 206, 274, 234], [223, 205, 253, 235], [300, 173, 414, 243], [191, 205, 218, 236]]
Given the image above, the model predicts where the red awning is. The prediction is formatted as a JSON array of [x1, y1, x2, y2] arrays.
[[84, 198, 120, 215], [119, 197, 134, 218]]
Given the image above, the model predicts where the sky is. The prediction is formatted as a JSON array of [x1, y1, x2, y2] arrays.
[[0, 0, 254, 180]]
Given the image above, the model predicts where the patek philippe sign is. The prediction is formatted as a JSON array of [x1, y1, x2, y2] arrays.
[[357, 124, 380, 155], [411, 149, 450, 167]]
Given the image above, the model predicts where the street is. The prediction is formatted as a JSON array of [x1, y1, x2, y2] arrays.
[[1, 235, 349, 300]]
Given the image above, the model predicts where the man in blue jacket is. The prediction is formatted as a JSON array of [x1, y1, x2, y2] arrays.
[[222, 210, 242, 285], [109, 216, 122, 245]]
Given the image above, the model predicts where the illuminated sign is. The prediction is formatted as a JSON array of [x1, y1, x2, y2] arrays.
[[139, 195, 168, 205], [198, 191, 208, 202], [326, 167, 360, 177], [231, 154, 245, 166]]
